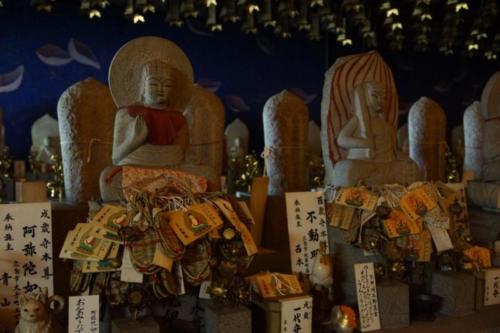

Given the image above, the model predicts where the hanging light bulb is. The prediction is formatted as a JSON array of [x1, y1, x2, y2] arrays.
[[484, 50, 497, 60], [89, 8, 102, 18], [180, 0, 199, 18], [98, 0, 110, 8], [259, 0, 276, 27], [30, 0, 53, 12], [165, 0, 183, 27], [242, 9, 257, 34], [220, 0, 240, 22], [278, 0, 298, 18], [317, 0, 334, 24], [206, 0, 217, 6], [308, 13, 320, 40], [133, 13, 145, 23], [391, 22, 402, 31], [297, 0, 311, 31], [274, 13, 291, 38], [124, 0, 133, 15], [206, 4, 223, 31], [386, 8, 399, 17], [455, 1, 469, 12], [309, 0, 323, 7]]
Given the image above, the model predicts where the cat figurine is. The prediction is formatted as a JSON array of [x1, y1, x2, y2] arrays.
[[15, 287, 64, 333]]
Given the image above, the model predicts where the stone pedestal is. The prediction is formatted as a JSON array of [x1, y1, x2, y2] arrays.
[[327, 227, 382, 306], [431, 272, 475, 317], [204, 304, 251, 333], [377, 280, 410, 329], [112, 317, 160, 333]]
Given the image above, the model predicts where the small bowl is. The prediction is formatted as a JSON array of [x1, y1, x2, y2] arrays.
[[410, 293, 443, 322]]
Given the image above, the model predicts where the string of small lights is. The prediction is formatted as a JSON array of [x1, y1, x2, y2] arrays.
[[2, 0, 498, 59]]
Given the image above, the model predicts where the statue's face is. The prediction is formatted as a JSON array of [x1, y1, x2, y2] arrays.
[[366, 84, 386, 113], [141, 63, 192, 111], [142, 72, 174, 108]]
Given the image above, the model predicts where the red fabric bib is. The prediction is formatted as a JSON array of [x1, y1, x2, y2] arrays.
[[125, 106, 186, 145]]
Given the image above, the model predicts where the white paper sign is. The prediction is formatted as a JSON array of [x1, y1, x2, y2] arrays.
[[120, 248, 143, 283], [427, 224, 454, 253], [68, 295, 99, 333], [285, 191, 329, 275], [354, 262, 381, 332], [0, 202, 54, 330], [484, 268, 500, 306], [279, 295, 313, 333]]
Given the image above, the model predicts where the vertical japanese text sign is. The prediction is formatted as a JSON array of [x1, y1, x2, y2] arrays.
[[354, 262, 380, 332], [279, 295, 313, 333], [484, 268, 500, 306], [69, 295, 100, 333], [285, 191, 329, 275], [0, 202, 54, 331]]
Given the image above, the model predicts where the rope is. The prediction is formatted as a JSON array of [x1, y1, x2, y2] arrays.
[[60, 139, 113, 163]]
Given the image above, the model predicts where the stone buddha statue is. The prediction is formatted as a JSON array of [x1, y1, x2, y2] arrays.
[[329, 81, 421, 186], [100, 37, 224, 200], [321, 51, 421, 187], [111, 59, 190, 167]]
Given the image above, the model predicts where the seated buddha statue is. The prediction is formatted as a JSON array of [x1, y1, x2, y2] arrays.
[[328, 81, 421, 187], [100, 37, 224, 200], [111, 59, 190, 167]]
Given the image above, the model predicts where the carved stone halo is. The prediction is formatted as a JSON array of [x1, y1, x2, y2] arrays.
[[108, 36, 194, 108]]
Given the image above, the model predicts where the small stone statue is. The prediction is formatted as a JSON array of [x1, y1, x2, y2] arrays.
[[100, 37, 224, 200], [31, 114, 60, 173], [15, 287, 64, 333], [321, 51, 421, 187], [465, 72, 500, 209]]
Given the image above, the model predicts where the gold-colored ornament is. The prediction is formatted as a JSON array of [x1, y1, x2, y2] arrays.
[[46, 153, 64, 200], [223, 227, 236, 240]]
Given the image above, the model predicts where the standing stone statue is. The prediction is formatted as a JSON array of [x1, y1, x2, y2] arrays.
[[321, 51, 421, 187], [225, 118, 249, 157], [463, 101, 483, 181], [263, 90, 308, 195], [31, 114, 60, 173], [467, 71, 500, 209], [100, 36, 224, 200], [408, 97, 447, 181], [58, 78, 116, 202]]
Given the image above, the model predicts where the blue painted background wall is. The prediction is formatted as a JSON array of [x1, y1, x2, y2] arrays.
[[0, 0, 498, 160]]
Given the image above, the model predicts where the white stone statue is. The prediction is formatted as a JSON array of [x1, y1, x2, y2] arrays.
[[466, 72, 500, 209], [225, 118, 249, 157], [31, 114, 60, 170], [58, 78, 116, 203], [100, 37, 224, 200], [408, 97, 447, 181], [321, 51, 421, 187], [263, 90, 308, 195]]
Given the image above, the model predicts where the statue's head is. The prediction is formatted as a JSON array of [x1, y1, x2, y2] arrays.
[[364, 81, 386, 114], [18, 288, 49, 323], [140, 59, 192, 111]]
